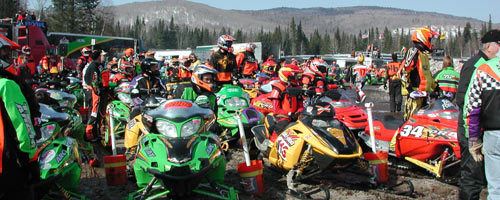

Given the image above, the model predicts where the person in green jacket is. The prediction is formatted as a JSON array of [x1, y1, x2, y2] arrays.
[[435, 56, 460, 101], [174, 65, 218, 111], [0, 68, 40, 199]]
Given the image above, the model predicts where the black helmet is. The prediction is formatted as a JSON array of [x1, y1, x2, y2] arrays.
[[141, 58, 160, 77]]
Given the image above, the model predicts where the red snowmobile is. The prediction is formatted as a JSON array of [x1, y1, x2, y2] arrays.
[[359, 98, 460, 178]]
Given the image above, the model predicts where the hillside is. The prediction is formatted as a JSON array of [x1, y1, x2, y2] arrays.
[[111, 0, 490, 34]]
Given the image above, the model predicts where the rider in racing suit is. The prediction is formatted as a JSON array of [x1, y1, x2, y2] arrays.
[[352, 55, 369, 103], [175, 65, 218, 111], [266, 64, 304, 142], [399, 27, 439, 120], [236, 43, 259, 78], [209, 35, 237, 85]]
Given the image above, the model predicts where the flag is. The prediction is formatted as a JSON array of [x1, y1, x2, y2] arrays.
[[361, 32, 369, 39], [379, 33, 384, 40]]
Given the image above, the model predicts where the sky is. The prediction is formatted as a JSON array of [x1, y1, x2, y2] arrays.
[[111, 0, 499, 23]]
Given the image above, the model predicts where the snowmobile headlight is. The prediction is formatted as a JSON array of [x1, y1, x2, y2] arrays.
[[38, 123, 58, 145], [226, 97, 247, 108], [437, 111, 458, 120], [156, 120, 178, 138], [117, 92, 132, 105], [181, 118, 201, 138]]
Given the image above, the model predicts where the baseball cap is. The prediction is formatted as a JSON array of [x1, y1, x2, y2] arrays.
[[481, 29, 500, 44]]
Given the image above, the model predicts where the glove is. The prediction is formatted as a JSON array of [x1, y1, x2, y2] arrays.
[[469, 140, 483, 162], [409, 91, 427, 99]]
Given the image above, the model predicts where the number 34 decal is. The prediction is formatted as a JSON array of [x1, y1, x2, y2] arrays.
[[399, 125, 425, 137]]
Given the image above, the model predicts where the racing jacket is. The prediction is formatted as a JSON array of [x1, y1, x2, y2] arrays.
[[174, 84, 217, 111], [83, 61, 110, 92], [399, 47, 436, 95], [129, 74, 166, 106], [385, 61, 401, 80], [0, 77, 38, 174], [269, 81, 303, 116], [76, 56, 90, 77], [209, 50, 237, 82], [236, 51, 258, 76], [463, 57, 500, 142], [352, 63, 368, 83], [435, 66, 460, 93]]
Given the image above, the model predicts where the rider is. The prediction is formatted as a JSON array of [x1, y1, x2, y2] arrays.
[[352, 54, 369, 103], [125, 58, 166, 149], [128, 58, 166, 119], [209, 35, 237, 85], [236, 42, 259, 78], [76, 47, 91, 78], [435, 56, 460, 101], [0, 67, 40, 199], [177, 57, 192, 82], [83, 50, 110, 142], [267, 64, 304, 142], [174, 65, 218, 111], [302, 58, 328, 94], [385, 53, 402, 112], [110, 61, 135, 85], [188, 53, 202, 70], [399, 27, 439, 120]]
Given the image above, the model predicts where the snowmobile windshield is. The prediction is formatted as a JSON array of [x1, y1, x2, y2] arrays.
[[419, 98, 458, 119], [47, 90, 77, 109], [304, 116, 358, 155], [318, 90, 353, 108]]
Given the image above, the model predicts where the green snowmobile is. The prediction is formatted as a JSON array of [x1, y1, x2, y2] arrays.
[[128, 99, 238, 200]]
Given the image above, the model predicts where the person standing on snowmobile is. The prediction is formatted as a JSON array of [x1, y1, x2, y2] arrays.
[[352, 54, 369, 103], [209, 35, 237, 85], [385, 53, 402, 112], [302, 58, 328, 94], [399, 27, 438, 120], [174, 65, 218, 111]]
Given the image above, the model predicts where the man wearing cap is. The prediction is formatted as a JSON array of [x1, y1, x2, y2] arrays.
[[457, 29, 500, 200]]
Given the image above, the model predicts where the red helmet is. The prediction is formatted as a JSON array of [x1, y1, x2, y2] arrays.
[[309, 59, 328, 77], [21, 45, 31, 55], [262, 60, 277, 76], [120, 61, 135, 77], [278, 64, 303, 85], [125, 48, 134, 57], [81, 47, 91, 57], [245, 43, 257, 53], [217, 35, 235, 51], [412, 27, 440, 52]]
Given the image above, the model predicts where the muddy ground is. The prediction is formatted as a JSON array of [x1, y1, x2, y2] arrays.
[[78, 85, 487, 200]]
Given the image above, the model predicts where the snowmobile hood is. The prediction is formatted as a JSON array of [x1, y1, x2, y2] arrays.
[[146, 99, 215, 123]]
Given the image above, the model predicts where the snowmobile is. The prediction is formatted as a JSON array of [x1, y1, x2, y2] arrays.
[[251, 101, 362, 195], [215, 84, 264, 147], [128, 99, 238, 200], [36, 103, 87, 199], [102, 81, 132, 146], [305, 89, 368, 132], [358, 98, 460, 178]]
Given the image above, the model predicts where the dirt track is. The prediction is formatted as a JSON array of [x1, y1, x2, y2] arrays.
[[78, 85, 486, 200]]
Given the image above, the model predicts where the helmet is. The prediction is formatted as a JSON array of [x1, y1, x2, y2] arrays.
[[108, 60, 118, 72], [81, 47, 91, 57], [125, 48, 134, 57], [191, 65, 218, 92], [262, 60, 277, 76], [278, 64, 303, 85], [412, 27, 440, 52], [309, 59, 328, 77], [245, 43, 257, 52], [357, 54, 364, 64], [120, 61, 135, 77], [21, 45, 31, 55], [141, 58, 160, 77], [217, 35, 235, 51]]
